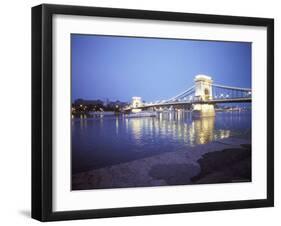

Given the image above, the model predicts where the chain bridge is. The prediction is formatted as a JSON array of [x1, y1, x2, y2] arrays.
[[125, 75, 251, 117]]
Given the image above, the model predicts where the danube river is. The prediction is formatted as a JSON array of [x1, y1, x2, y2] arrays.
[[72, 110, 251, 174]]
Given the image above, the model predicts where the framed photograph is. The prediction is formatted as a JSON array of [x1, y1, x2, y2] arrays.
[[32, 4, 274, 221]]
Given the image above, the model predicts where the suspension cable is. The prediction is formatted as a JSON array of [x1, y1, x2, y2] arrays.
[[166, 85, 195, 102], [213, 84, 251, 92]]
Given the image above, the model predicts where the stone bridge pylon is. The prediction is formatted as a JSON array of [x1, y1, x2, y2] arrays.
[[192, 74, 215, 117], [131, 96, 143, 113]]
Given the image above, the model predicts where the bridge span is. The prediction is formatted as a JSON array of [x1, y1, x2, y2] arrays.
[[125, 75, 251, 117]]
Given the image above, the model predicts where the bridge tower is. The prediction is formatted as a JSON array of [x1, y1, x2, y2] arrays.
[[131, 96, 143, 113], [193, 75, 215, 117]]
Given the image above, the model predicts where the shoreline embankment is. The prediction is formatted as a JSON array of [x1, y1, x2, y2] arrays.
[[72, 137, 251, 190]]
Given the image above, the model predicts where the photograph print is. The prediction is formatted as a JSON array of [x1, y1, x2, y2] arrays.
[[71, 34, 252, 191]]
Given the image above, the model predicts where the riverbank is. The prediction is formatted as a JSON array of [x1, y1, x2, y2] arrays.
[[72, 137, 251, 190]]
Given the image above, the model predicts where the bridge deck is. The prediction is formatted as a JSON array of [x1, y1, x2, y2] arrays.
[[134, 98, 251, 109]]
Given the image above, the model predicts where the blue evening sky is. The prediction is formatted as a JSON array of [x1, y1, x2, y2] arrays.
[[71, 34, 251, 103]]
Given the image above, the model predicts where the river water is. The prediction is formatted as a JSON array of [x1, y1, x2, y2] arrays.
[[72, 111, 251, 174]]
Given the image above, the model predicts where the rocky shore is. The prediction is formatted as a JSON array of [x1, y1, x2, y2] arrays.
[[72, 137, 251, 190]]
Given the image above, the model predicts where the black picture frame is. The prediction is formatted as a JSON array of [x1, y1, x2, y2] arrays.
[[32, 4, 274, 222]]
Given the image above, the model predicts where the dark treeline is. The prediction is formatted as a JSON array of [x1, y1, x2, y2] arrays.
[[72, 98, 129, 114]]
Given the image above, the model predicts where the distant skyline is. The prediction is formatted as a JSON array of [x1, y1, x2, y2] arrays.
[[71, 34, 251, 103]]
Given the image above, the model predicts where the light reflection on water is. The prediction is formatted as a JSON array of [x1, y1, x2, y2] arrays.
[[72, 111, 251, 173]]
